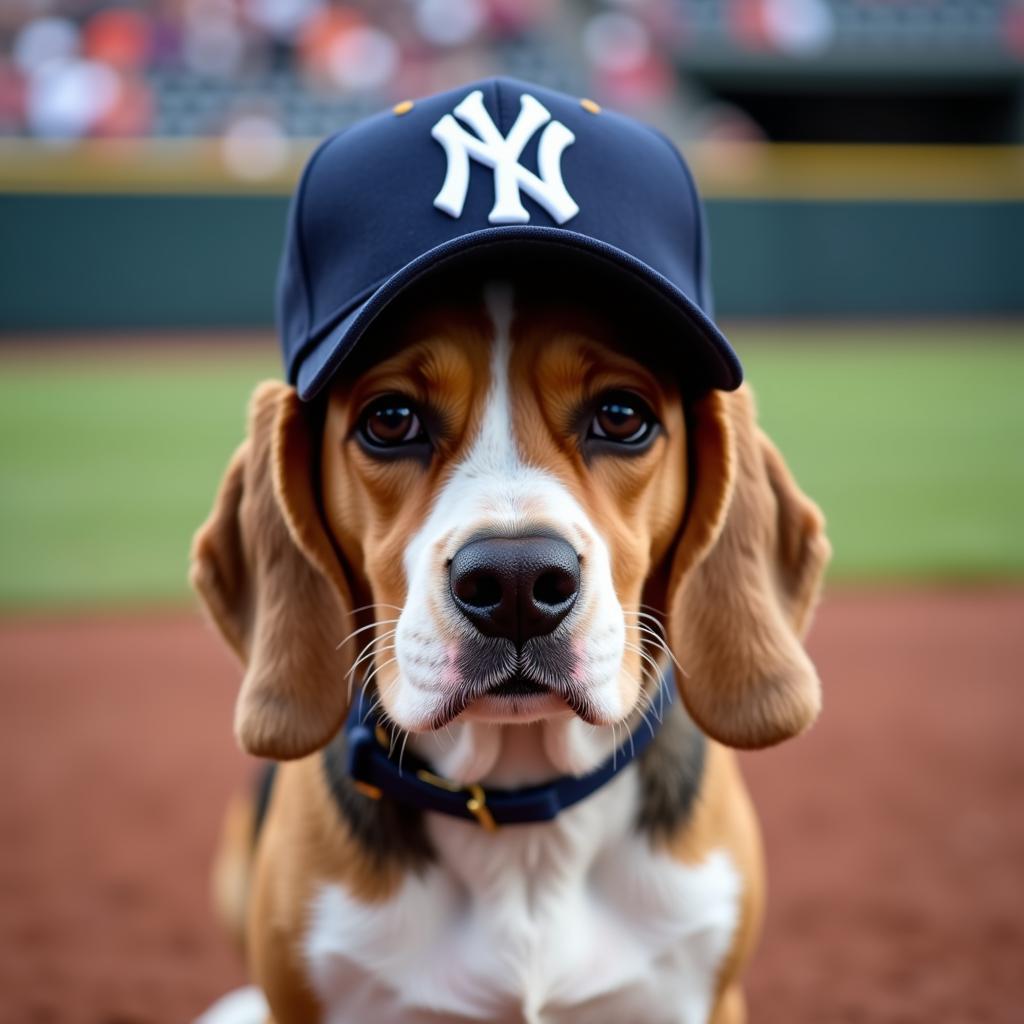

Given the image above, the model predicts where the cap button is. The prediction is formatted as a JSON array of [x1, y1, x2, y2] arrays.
[[393, 100, 414, 116], [580, 98, 601, 114]]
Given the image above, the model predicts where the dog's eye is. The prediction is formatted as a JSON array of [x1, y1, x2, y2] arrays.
[[589, 392, 656, 446], [359, 396, 426, 448]]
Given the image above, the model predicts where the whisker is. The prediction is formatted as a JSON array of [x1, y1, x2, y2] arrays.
[[346, 631, 397, 680], [619, 606, 666, 626], [335, 618, 400, 651], [632, 617, 667, 635], [620, 607, 678, 659], [638, 701, 658, 738], [635, 641, 682, 682], [356, 681, 372, 722], [632, 636, 670, 663], [621, 607, 682, 650], [361, 654, 398, 694], [634, 672, 663, 725], [633, 619, 669, 642], [361, 694, 383, 724], [622, 639, 665, 682], [634, 606, 667, 622], [356, 677, 389, 729], [624, 654, 663, 693], [346, 636, 396, 701], [631, 623, 686, 677], [638, 602, 668, 616], [353, 650, 398, 709], [623, 635, 662, 667], [628, 663, 665, 727], [349, 603, 405, 616], [621, 607, 666, 625], [632, 620, 663, 634], [628, 678, 658, 738], [646, 689, 665, 726]]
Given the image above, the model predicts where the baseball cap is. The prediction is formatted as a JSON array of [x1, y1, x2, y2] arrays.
[[277, 77, 742, 400]]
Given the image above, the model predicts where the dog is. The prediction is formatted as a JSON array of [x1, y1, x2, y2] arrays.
[[191, 79, 829, 1024]]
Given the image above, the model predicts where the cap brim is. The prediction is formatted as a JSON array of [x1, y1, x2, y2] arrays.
[[294, 225, 742, 400]]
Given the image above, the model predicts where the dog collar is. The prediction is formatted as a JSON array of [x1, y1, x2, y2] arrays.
[[345, 669, 675, 830]]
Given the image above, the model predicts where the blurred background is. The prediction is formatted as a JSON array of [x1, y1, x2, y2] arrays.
[[1, 2, 1022, 1022]]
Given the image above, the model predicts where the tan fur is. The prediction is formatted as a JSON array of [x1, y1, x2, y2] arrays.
[[667, 387, 830, 749], [190, 383, 357, 760], [710, 984, 747, 1024], [246, 756, 407, 1020], [195, 301, 829, 1023], [210, 791, 256, 955]]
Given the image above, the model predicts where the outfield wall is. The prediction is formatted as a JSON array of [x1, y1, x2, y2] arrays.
[[2, 143, 1021, 328]]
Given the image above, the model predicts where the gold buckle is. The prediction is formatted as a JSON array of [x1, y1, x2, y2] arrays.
[[464, 784, 498, 832], [416, 769, 499, 832]]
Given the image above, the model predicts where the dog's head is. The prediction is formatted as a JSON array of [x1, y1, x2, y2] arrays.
[[192, 281, 830, 772]]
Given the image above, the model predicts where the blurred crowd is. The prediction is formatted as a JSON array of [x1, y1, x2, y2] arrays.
[[1, 0, 1020, 141], [0, 0, 686, 140]]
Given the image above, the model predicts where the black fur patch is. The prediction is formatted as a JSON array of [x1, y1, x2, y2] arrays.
[[251, 761, 277, 847], [635, 693, 707, 840], [321, 728, 436, 872]]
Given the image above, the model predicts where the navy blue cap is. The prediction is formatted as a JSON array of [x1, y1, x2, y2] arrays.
[[277, 77, 742, 400]]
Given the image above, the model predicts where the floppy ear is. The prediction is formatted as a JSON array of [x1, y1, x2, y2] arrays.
[[666, 385, 831, 749], [190, 381, 355, 760]]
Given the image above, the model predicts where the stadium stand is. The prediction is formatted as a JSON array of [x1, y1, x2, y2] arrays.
[[2, 1, 1021, 142], [1, 1, 1021, 326]]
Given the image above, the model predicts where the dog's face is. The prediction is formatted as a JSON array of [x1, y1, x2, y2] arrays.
[[321, 287, 687, 742], [191, 282, 830, 767]]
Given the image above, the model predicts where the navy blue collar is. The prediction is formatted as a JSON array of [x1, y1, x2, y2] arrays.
[[345, 669, 675, 830]]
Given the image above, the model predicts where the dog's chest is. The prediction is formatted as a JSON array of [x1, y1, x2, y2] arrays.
[[303, 770, 741, 1024]]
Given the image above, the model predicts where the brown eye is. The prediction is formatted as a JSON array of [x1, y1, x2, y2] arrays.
[[589, 392, 656, 446], [359, 396, 425, 448]]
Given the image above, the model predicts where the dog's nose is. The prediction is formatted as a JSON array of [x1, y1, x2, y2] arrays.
[[449, 536, 580, 644]]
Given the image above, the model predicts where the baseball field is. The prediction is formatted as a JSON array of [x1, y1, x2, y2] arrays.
[[2, 323, 1023, 1022]]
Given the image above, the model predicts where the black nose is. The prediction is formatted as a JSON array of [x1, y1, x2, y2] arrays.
[[449, 536, 580, 644]]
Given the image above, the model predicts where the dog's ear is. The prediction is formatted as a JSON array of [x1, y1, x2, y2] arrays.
[[666, 386, 831, 749], [190, 381, 355, 760]]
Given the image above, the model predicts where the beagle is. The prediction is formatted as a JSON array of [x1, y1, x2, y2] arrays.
[[192, 279, 830, 1024]]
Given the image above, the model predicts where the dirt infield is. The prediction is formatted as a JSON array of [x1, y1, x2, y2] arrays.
[[2, 589, 1022, 1024]]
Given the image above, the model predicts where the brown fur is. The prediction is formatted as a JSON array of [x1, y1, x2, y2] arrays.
[[667, 387, 830, 749], [209, 791, 256, 955], [192, 300, 829, 1022], [191, 383, 356, 760]]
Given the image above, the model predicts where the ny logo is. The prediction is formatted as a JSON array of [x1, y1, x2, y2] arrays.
[[431, 90, 579, 225]]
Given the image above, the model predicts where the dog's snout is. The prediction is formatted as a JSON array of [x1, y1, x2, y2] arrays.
[[449, 536, 580, 644]]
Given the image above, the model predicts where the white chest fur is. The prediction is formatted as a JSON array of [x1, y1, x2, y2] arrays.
[[303, 767, 741, 1024]]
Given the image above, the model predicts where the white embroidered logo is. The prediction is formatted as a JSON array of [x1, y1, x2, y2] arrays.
[[431, 90, 579, 225]]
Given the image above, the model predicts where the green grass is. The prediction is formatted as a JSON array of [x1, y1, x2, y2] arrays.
[[738, 324, 1024, 583], [0, 325, 1022, 609], [0, 345, 278, 609]]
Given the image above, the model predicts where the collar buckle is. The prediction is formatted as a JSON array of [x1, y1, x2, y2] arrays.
[[416, 768, 499, 832], [464, 784, 498, 832]]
